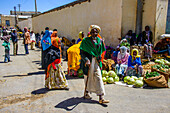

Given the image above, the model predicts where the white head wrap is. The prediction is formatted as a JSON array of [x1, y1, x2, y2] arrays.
[[89, 25, 101, 33]]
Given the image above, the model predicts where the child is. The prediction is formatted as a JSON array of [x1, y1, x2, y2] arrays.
[[1, 32, 11, 63]]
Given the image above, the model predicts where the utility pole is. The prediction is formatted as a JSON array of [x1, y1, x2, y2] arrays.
[[35, 0, 37, 14], [14, 6, 17, 27], [18, 4, 21, 13]]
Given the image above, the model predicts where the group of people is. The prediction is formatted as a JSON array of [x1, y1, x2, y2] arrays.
[[0, 27, 38, 63], [112, 26, 154, 79], [0, 25, 155, 104], [40, 25, 110, 104]]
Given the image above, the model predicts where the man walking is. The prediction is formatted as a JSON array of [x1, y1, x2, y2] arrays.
[[11, 29, 18, 55]]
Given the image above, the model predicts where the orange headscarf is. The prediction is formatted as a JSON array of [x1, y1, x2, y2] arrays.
[[51, 31, 60, 48], [51, 31, 62, 60]]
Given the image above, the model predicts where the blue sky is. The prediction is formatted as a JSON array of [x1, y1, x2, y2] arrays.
[[0, 0, 76, 15]]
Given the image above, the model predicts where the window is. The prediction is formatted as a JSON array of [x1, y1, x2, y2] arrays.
[[6, 20, 10, 26]]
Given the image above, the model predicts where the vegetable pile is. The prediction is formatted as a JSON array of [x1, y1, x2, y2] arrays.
[[145, 71, 160, 79], [152, 64, 169, 72], [155, 59, 170, 65], [102, 70, 119, 84], [123, 76, 144, 87]]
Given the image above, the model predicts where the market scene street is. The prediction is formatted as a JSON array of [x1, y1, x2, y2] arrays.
[[0, 0, 170, 113], [0, 39, 169, 113]]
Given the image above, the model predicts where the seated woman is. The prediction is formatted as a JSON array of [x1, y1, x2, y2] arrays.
[[45, 30, 69, 90], [126, 49, 143, 77], [142, 26, 153, 58], [115, 46, 129, 79], [112, 46, 120, 64], [124, 30, 137, 46]]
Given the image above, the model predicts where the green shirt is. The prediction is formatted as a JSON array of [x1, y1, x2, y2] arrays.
[[2, 41, 10, 50], [80, 36, 106, 75]]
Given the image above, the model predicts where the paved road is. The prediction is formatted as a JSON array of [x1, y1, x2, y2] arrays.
[[0, 39, 170, 113]]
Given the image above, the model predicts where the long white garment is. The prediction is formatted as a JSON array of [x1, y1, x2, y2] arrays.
[[84, 57, 105, 96], [30, 33, 36, 41]]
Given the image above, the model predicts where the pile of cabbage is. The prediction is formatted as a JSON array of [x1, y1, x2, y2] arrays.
[[102, 70, 119, 84], [155, 59, 170, 66], [124, 76, 144, 88]]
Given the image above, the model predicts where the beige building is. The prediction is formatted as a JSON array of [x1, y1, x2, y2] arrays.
[[0, 15, 16, 27], [32, 0, 169, 47], [0, 14, 31, 28]]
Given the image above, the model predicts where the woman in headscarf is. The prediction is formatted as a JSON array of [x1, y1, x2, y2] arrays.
[[41, 27, 52, 69], [76, 31, 84, 44], [115, 46, 129, 79], [80, 25, 109, 104], [126, 49, 143, 77], [45, 30, 69, 90], [112, 46, 120, 64], [67, 31, 84, 76]]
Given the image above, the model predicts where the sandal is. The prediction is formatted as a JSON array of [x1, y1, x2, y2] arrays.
[[84, 93, 92, 99], [99, 99, 109, 104]]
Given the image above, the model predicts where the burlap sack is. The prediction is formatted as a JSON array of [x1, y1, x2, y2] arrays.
[[144, 75, 168, 88], [102, 59, 115, 71], [151, 67, 169, 83]]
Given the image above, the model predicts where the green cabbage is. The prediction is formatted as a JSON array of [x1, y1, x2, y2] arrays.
[[131, 76, 138, 81], [107, 77, 114, 84], [102, 77, 107, 82], [102, 70, 108, 77], [138, 77, 143, 81], [127, 78, 135, 85], [124, 76, 130, 83], [108, 71, 117, 77], [114, 76, 119, 82], [134, 80, 144, 87]]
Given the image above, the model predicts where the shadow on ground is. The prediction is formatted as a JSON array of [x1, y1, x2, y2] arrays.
[[3, 71, 44, 78], [66, 75, 84, 80], [32, 60, 41, 65], [55, 97, 107, 111], [31, 88, 49, 95], [31, 87, 69, 95], [10, 54, 26, 56]]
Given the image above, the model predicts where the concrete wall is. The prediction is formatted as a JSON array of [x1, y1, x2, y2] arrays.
[[121, 0, 137, 36], [32, 0, 122, 47], [154, 0, 169, 43], [18, 18, 32, 31], [142, 0, 157, 41], [142, 0, 168, 44]]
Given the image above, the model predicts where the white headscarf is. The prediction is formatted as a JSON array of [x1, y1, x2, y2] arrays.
[[120, 46, 127, 58], [89, 25, 101, 33]]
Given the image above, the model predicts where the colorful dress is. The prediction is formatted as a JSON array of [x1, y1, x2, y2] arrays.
[[126, 49, 143, 77], [45, 31, 68, 89], [67, 42, 82, 76], [45, 59, 68, 89], [115, 47, 129, 76], [41, 30, 52, 69]]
